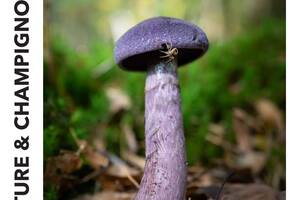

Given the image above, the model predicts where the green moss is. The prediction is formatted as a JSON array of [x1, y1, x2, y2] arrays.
[[44, 184, 58, 200]]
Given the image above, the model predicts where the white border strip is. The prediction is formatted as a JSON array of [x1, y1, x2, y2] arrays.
[[287, 0, 300, 199], [0, 0, 43, 199]]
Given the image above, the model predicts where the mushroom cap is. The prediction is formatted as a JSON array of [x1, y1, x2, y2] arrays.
[[114, 16, 209, 71]]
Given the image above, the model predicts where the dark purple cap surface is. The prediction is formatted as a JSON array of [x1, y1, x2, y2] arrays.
[[114, 16, 209, 71]]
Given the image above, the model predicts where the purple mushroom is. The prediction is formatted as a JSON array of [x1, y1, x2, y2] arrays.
[[114, 17, 208, 200]]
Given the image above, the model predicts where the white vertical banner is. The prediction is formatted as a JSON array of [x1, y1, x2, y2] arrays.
[[287, 0, 300, 199], [0, 0, 43, 199]]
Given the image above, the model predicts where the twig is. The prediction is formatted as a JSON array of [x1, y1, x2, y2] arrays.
[[215, 171, 235, 200]]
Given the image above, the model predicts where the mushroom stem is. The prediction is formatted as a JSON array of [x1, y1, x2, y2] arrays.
[[135, 59, 187, 200]]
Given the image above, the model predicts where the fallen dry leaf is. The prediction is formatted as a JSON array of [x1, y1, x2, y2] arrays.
[[73, 191, 135, 200], [121, 123, 138, 153], [121, 151, 145, 170], [220, 183, 280, 200], [233, 108, 254, 153], [235, 151, 267, 174], [47, 150, 82, 174], [206, 123, 237, 154], [254, 99, 283, 131], [82, 144, 109, 170], [105, 86, 131, 114], [44, 150, 82, 191], [70, 128, 110, 170], [187, 172, 214, 188], [106, 153, 140, 178], [96, 153, 141, 190], [254, 98, 285, 142], [209, 124, 225, 137], [190, 184, 282, 200]]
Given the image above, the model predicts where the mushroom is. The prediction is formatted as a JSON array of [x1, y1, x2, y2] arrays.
[[114, 17, 209, 200]]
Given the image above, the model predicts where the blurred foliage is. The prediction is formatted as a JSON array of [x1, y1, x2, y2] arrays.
[[45, 0, 285, 46], [181, 20, 285, 164], [44, 18, 285, 165]]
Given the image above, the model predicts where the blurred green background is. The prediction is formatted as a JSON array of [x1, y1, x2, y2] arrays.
[[44, 0, 285, 199]]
